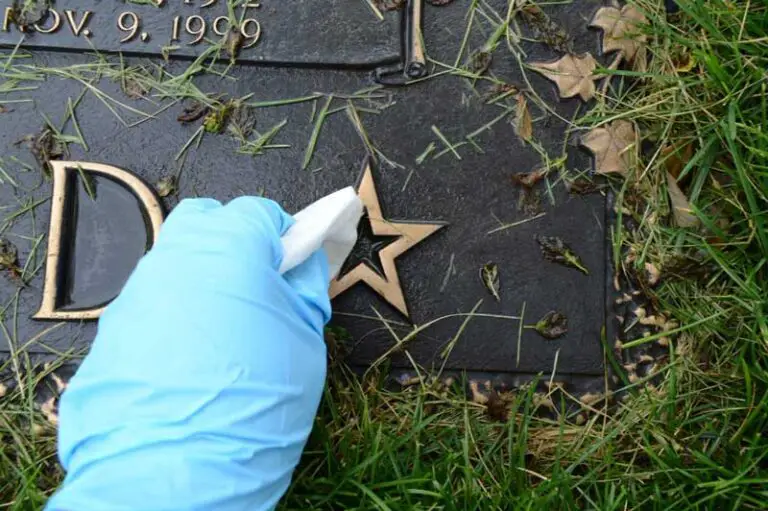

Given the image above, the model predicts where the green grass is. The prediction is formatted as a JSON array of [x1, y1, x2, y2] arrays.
[[2, 0, 768, 509]]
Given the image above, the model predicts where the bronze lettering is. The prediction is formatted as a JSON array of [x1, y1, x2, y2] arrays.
[[3, 6, 266, 52], [3, 6, 13, 32], [34, 8, 62, 34], [34, 161, 165, 321], [117, 12, 140, 43], [211, 16, 260, 48], [171, 15, 181, 42], [185, 15, 206, 45], [64, 10, 92, 37], [240, 18, 261, 49], [212, 16, 228, 37]]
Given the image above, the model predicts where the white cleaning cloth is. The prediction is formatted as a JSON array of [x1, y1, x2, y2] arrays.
[[278, 187, 363, 280]]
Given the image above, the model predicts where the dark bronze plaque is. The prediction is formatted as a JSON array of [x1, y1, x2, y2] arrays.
[[0, 0, 619, 389]]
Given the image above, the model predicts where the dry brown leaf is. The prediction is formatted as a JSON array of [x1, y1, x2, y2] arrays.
[[530, 53, 598, 101], [514, 93, 533, 142], [590, 5, 648, 70], [666, 172, 699, 228], [662, 141, 694, 179], [511, 168, 547, 188], [581, 120, 637, 176]]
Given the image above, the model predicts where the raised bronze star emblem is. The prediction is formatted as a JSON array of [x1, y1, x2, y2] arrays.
[[330, 161, 446, 318]]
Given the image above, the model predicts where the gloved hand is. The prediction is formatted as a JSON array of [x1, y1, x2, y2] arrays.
[[46, 197, 331, 511]]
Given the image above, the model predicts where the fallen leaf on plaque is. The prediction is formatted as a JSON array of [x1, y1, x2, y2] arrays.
[[581, 120, 637, 176], [480, 262, 501, 302], [511, 168, 547, 188], [535, 310, 569, 340], [514, 93, 533, 142], [535, 235, 590, 275], [225, 26, 246, 63], [0, 238, 19, 271], [177, 101, 210, 124], [666, 172, 699, 228], [530, 53, 599, 102], [520, 4, 573, 53], [122, 77, 149, 100], [590, 4, 649, 71], [156, 175, 178, 198]]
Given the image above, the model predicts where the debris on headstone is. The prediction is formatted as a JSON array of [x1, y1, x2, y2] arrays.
[[514, 93, 533, 142], [480, 262, 501, 302], [225, 27, 245, 63], [177, 101, 210, 124], [155, 175, 178, 198], [17, 127, 66, 176], [535, 235, 589, 275], [0, 238, 21, 280], [520, 4, 573, 53], [530, 53, 599, 101], [467, 50, 492, 75], [534, 311, 568, 340], [511, 168, 547, 189], [203, 102, 236, 134], [9, 0, 50, 29]]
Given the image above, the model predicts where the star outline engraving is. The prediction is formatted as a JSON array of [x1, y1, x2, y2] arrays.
[[330, 160, 447, 318]]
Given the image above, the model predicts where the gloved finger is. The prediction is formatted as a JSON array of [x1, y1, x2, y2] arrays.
[[223, 197, 295, 236], [283, 248, 332, 335], [217, 197, 296, 271], [155, 196, 295, 274], [173, 197, 223, 214], [154, 197, 223, 242]]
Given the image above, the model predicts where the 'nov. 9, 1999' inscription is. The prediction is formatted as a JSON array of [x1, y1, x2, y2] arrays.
[[2, 1, 262, 49], [1, 0, 404, 68]]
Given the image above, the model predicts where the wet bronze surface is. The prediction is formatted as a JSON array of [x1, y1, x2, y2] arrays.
[[0, 0, 610, 383]]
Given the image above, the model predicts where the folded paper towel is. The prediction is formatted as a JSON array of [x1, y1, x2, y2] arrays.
[[278, 187, 363, 280]]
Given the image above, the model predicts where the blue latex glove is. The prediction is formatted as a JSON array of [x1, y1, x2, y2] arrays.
[[46, 197, 331, 511]]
